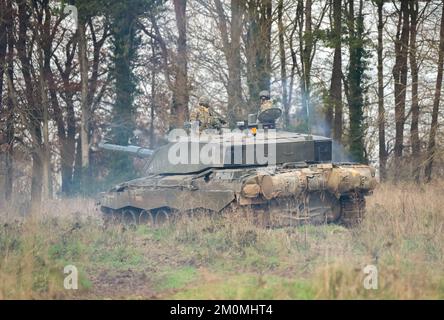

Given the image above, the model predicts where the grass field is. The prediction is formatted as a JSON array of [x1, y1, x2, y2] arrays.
[[0, 182, 443, 299]]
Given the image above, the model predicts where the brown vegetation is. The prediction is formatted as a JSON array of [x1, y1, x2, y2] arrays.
[[0, 182, 443, 299]]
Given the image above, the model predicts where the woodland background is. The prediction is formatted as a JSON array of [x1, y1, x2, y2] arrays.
[[1, 0, 444, 209]]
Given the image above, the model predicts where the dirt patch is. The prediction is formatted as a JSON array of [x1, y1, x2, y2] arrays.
[[85, 269, 159, 299]]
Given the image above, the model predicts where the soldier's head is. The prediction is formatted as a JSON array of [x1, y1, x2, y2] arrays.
[[259, 90, 270, 101], [198, 96, 210, 108]]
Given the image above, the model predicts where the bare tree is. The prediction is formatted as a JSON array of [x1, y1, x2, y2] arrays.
[[16, 0, 44, 209], [345, 0, 366, 163], [0, 0, 14, 200], [244, 0, 272, 114], [278, 0, 289, 128], [0, 1, 6, 115], [171, 0, 190, 128], [78, 17, 90, 185], [292, 0, 328, 132], [425, 1, 444, 182], [54, 36, 77, 195], [214, 0, 245, 125], [328, 0, 342, 141], [392, 0, 410, 179], [375, 0, 387, 181], [409, 0, 420, 183]]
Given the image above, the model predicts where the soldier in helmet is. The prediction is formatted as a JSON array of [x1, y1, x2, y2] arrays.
[[259, 90, 273, 113], [190, 96, 224, 131], [256, 90, 282, 127]]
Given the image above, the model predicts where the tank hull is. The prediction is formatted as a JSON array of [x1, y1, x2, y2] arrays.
[[99, 163, 377, 227]]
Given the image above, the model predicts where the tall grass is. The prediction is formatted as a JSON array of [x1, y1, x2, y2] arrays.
[[0, 183, 443, 299]]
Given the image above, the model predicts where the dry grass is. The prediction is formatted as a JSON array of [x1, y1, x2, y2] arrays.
[[0, 182, 443, 299], [312, 181, 444, 299]]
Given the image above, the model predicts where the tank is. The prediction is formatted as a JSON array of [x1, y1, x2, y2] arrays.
[[98, 109, 377, 227]]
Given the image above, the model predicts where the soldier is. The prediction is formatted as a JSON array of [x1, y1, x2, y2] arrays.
[[256, 90, 282, 127], [259, 90, 273, 113], [190, 96, 224, 131]]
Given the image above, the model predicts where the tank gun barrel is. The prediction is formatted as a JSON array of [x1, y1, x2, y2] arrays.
[[98, 142, 154, 158]]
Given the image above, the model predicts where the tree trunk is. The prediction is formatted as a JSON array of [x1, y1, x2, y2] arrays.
[[346, 0, 366, 163], [39, 58, 51, 200], [0, 0, 7, 200], [288, 7, 299, 126], [214, 0, 244, 125], [0, 1, 6, 113], [409, 0, 420, 183], [245, 0, 272, 114], [78, 21, 90, 176], [72, 136, 82, 192], [150, 70, 156, 148], [58, 38, 77, 195], [392, 1, 409, 179], [64, 94, 76, 194], [17, 0, 43, 209], [86, 19, 110, 189], [293, 0, 314, 132], [39, 3, 57, 200], [424, 1, 444, 182], [171, 0, 189, 128], [302, 0, 313, 128], [330, 0, 342, 142], [30, 151, 43, 213], [228, 0, 244, 124], [278, 0, 289, 129], [150, 33, 156, 148], [86, 19, 106, 116], [376, 0, 387, 181], [2, 0, 14, 200]]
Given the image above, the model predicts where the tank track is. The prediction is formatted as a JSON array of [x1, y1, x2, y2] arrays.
[[339, 194, 366, 227], [101, 193, 368, 228]]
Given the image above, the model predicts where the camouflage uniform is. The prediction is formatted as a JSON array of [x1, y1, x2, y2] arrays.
[[259, 90, 273, 113], [190, 105, 215, 130], [260, 100, 273, 113], [190, 96, 219, 130]]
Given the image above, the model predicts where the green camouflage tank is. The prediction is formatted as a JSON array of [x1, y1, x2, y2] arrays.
[[98, 109, 377, 227]]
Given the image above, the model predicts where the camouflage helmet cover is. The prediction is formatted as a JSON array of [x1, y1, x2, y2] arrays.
[[198, 96, 210, 107], [259, 90, 270, 99]]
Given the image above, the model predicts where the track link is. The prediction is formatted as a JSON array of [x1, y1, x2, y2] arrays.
[[339, 195, 366, 227]]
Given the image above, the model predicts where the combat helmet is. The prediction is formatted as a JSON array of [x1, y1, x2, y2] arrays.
[[259, 90, 270, 100], [198, 96, 210, 107]]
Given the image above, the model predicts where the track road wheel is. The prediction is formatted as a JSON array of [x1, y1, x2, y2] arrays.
[[101, 208, 115, 226], [121, 208, 138, 228], [138, 210, 155, 226], [339, 195, 366, 227], [102, 208, 127, 227], [153, 208, 177, 228]]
